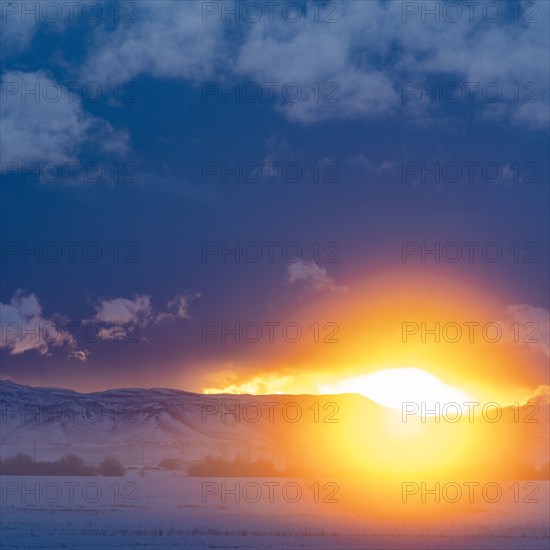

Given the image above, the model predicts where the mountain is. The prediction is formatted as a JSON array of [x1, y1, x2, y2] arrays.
[[0, 379, 363, 470], [1, 380, 547, 478]]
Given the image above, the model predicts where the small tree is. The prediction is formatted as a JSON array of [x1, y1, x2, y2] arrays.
[[0, 454, 34, 475], [58, 454, 87, 475], [99, 457, 125, 476]]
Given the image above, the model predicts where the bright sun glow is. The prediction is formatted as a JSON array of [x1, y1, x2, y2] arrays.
[[319, 368, 474, 413]]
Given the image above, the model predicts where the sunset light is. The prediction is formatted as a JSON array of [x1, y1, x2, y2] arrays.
[[319, 368, 474, 412], [1, 1, 548, 548]]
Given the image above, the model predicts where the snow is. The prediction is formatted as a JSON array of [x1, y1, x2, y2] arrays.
[[1, 380, 548, 548], [1, 472, 548, 549]]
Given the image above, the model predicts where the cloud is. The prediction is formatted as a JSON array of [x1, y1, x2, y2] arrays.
[[68, 350, 89, 362], [0, 12, 40, 55], [356, 155, 396, 174], [524, 384, 550, 406], [518, 385, 549, 469], [90, 292, 200, 340], [82, 1, 224, 85], [0, 71, 129, 170], [0, 290, 200, 353], [0, 290, 75, 356], [287, 260, 347, 293], [94, 295, 152, 325], [78, 1, 548, 127], [202, 371, 295, 395], [0, 0, 89, 56], [505, 304, 549, 358], [4, 2, 548, 126], [165, 293, 200, 320], [232, 10, 399, 122]]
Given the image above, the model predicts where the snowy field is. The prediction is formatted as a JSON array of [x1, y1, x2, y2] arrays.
[[1, 472, 548, 549]]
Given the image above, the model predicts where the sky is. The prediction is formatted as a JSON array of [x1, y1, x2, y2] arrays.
[[0, 0, 549, 400]]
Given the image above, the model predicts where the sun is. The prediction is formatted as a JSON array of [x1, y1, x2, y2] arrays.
[[319, 368, 474, 413]]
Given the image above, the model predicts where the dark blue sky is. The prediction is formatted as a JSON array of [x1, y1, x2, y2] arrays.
[[1, 1, 548, 392]]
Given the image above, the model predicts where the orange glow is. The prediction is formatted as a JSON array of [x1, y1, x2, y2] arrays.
[[201, 270, 546, 400], [199, 269, 548, 481]]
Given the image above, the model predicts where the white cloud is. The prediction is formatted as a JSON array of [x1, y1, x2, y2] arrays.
[[79, 1, 548, 126], [0, 290, 75, 356], [0, 0, 92, 56], [94, 295, 152, 325], [68, 349, 89, 362], [3, 2, 548, 126], [0, 290, 200, 353], [0, 71, 129, 169], [505, 304, 549, 358], [90, 292, 200, 340], [82, 1, 224, 84], [525, 384, 550, 406], [232, 9, 399, 122], [165, 293, 200, 320], [287, 260, 347, 293], [1, 13, 40, 55], [356, 155, 396, 174]]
